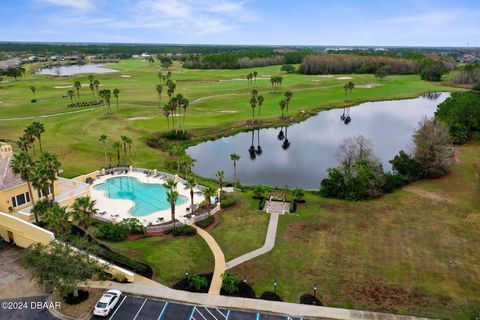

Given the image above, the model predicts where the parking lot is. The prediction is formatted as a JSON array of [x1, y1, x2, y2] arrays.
[[91, 295, 306, 320]]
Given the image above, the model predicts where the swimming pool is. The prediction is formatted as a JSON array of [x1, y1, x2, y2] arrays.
[[94, 176, 188, 216]]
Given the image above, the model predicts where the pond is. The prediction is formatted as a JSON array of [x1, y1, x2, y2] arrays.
[[187, 92, 450, 189], [36, 63, 118, 76]]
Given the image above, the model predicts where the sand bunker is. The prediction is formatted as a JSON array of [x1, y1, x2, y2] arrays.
[[220, 110, 238, 113], [53, 85, 72, 89], [356, 84, 381, 88], [337, 76, 353, 80], [127, 117, 151, 121], [121, 75, 131, 78], [318, 75, 334, 78]]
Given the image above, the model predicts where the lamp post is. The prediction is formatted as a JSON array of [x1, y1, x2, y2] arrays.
[[185, 270, 189, 279], [244, 276, 247, 284], [313, 283, 317, 298], [273, 279, 278, 294]]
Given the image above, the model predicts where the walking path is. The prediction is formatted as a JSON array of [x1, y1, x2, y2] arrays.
[[0, 106, 104, 121], [226, 213, 279, 270], [85, 280, 432, 320], [193, 225, 226, 295]]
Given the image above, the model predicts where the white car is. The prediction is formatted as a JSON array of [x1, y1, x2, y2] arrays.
[[93, 289, 122, 317]]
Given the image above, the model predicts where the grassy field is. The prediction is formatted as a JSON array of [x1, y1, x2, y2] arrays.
[[103, 234, 215, 286], [0, 59, 459, 177], [216, 142, 480, 318]]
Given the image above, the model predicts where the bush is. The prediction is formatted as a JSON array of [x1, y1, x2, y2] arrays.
[[252, 185, 266, 199], [220, 194, 237, 209], [187, 274, 209, 291], [389, 150, 423, 181], [95, 223, 130, 242], [259, 291, 283, 301], [195, 216, 214, 229], [280, 64, 296, 73], [30, 99, 37, 103], [382, 172, 407, 193], [172, 225, 197, 237], [221, 273, 240, 294], [289, 201, 297, 213], [258, 198, 266, 210], [291, 188, 305, 202], [161, 129, 191, 141], [299, 293, 323, 306], [473, 82, 480, 91], [89, 244, 152, 277]]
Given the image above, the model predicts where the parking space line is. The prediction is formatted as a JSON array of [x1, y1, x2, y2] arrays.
[[226, 310, 231, 320], [157, 302, 168, 320], [216, 308, 227, 319], [132, 298, 147, 320], [190, 306, 197, 320], [108, 296, 127, 320], [205, 307, 219, 320], [256, 313, 260, 320]]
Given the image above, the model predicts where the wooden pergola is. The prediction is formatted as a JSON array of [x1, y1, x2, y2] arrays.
[[269, 190, 286, 202]]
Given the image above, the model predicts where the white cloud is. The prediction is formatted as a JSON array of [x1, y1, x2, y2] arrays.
[[40, 0, 94, 10]]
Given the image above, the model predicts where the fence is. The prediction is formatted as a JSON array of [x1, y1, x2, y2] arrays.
[[146, 205, 220, 233]]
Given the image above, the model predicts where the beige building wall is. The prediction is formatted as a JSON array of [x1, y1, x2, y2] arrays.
[[0, 211, 55, 247]]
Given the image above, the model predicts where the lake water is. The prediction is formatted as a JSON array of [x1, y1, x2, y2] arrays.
[[187, 92, 450, 189], [37, 63, 118, 76]]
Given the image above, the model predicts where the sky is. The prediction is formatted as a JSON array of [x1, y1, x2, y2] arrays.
[[0, 0, 479, 47]]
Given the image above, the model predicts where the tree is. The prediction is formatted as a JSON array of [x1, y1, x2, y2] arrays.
[[99, 134, 108, 168], [171, 145, 183, 174], [413, 117, 453, 178], [31, 198, 51, 221], [30, 85, 37, 98], [93, 79, 100, 95], [40, 152, 61, 201], [202, 187, 216, 215], [257, 95, 264, 116], [186, 176, 197, 213], [121, 136, 131, 164], [89, 82, 95, 97], [11, 152, 36, 220], [22, 241, 107, 298], [284, 91, 293, 114], [279, 99, 286, 118], [281, 64, 296, 73], [230, 153, 240, 190], [156, 84, 163, 107], [99, 89, 112, 114], [42, 204, 71, 238], [112, 141, 122, 166], [113, 88, 120, 109], [31, 160, 52, 204], [73, 81, 81, 100], [420, 59, 447, 81], [6, 67, 22, 81], [164, 179, 179, 230], [253, 71, 258, 86], [180, 154, 196, 178], [249, 96, 257, 122], [374, 65, 391, 81], [215, 170, 224, 201], [17, 134, 31, 154], [71, 196, 98, 232], [88, 75, 94, 83], [389, 150, 423, 181], [28, 121, 45, 154], [67, 89, 74, 103], [24, 126, 37, 157]]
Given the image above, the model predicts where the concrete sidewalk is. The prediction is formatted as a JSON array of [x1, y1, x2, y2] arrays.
[[226, 213, 279, 270]]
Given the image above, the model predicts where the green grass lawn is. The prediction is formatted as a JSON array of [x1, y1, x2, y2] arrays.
[[215, 143, 480, 318], [209, 192, 270, 261], [0, 59, 460, 177], [103, 234, 214, 286]]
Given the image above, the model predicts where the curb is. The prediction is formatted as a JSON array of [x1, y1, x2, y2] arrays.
[[46, 294, 93, 320]]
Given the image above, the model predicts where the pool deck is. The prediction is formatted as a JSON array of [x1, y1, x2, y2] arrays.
[[90, 171, 205, 226]]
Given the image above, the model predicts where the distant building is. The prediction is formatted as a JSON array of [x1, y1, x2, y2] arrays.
[[0, 58, 22, 71]]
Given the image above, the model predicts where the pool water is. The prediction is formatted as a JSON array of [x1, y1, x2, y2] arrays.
[[94, 176, 187, 216]]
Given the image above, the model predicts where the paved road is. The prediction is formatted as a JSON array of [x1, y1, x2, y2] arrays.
[[226, 213, 279, 270], [90, 294, 307, 320], [0, 296, 58, 320]]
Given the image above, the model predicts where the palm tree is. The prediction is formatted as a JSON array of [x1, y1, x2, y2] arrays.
[[71, 196, 98, 232], [348, 81, 355, 100], [40, 152, 61, 201], [17, 135, 31, 154], [251, 89, 258, 97], [99, 134, 108, 168], [43, 204, 70, 238], [89, 82, 95, 98], [253, 71, 258, 86], [67, 89, 74, 103], [30, 85, 37, 98], [171, 145, 183, 174], [250, 96, 257, 122], [88, 75, 94, 83], [121, 136, 131, 164], [11, 152, 36, 220], [257, 95, 264, 117], [29, 121, 45, 154], [113, 88, 120, 109], [215, 170, 224, 201], [284, 91, 293, 114], [24, 127, 37, 157], [164, 179, 178, 230], [93, 80, 100, 95], [186, 176, 197, 213], [279, 99, 287, 118], [31, 160, 51, 203], [112, 142, 122, 167], [230, 153, 240, 190], [162, 105, 171, 129], [156, 84, 163, 107], [246, 73, 252, 86], [181, 154, 196, 178], [99, 89, 112, 114], [31, 198, 51, 221], [343, 83, 349, 99], [202, 187, 216, 215], [73, 81, 81, 100]]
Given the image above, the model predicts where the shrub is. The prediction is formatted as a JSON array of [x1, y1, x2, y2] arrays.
[[172, 225, 197, 237], [252, 185, 266, 199], [123, 218, 147, 235], [220, 194, 237, 209], [30, 99, 37, 103], [299, 293, 323, 306], [187, 274, 209, 291], [473, 82, 480, 91], [95, 223, 130, 242], [389, 150, 423, 181], [291, 188, 305, 202], [221, 273, 241, 294], [195, 216, 214, 229], [259, 291, 283, 301], [280, 64, 296, 73], [382, 172, 407, 193], [289, 201, 297, 213], [161, 129, 191, 141], [62, 289, 89, 305], [258, 198, 266, 210], [89, 244, 152, 277]]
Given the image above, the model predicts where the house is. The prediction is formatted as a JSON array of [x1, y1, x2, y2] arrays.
[[0, 58, 22, 71], [0, 142, 90, 221]]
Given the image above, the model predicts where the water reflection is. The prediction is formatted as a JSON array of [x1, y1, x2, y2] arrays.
[[187, 93, 450, 189]]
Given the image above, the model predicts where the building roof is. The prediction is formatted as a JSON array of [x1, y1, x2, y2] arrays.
[[0, 154, 25, 191], [0, 58, 22, 71]]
